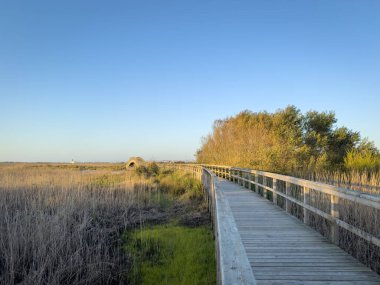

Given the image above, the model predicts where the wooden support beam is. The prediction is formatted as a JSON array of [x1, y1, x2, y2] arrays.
[[273, 179, 278, 205], [303, 187, 310, 225], [331, 195, 340, 245], [286, 181, 292, 214], [263, 176, 267, 199], [254, 174, 259, 193]]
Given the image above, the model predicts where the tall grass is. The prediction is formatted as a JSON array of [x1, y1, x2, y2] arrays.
[[0, 163, 214, 284], [307, 170, 380, 194], [0, 164, 158, 284]]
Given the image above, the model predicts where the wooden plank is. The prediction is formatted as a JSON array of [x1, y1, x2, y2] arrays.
[[250, 262, 373, 267], [172, 165, 380, 285], [214, 177, 380, 284], [228, 184, 380, 247], [255, 276, 380, 281], [213, 178, 257, 285], [254, 267, 374, 272], [254, 271, 378, 277], [258, 281, 380, 285]]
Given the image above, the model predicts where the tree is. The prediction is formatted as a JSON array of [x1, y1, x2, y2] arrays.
[[196, 106, 377, 174]]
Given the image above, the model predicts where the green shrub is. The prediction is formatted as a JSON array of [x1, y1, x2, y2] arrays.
[[135, 163, 160, 178]]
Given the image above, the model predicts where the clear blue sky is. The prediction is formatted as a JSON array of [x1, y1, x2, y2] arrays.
[[1, 0, 379, 162]]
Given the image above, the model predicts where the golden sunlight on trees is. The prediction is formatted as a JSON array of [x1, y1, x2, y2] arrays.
[[196, 106, 379, 174]]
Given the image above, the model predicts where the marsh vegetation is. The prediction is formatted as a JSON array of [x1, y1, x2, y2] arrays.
[[0, 163, 215, 285]]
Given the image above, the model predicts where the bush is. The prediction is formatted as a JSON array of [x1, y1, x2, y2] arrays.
[[135, 163, 160, 178]]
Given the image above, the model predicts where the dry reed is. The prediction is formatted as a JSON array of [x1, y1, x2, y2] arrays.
[[0, 164, 156, 285]]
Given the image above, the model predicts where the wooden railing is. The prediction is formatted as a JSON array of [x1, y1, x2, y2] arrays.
[[167, 164, 256, 285], [203, 164, 380, 249], [164, 163, 380, 281]]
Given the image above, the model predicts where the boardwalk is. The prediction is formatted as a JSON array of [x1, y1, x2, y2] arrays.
[[216, 177, 380, 285]]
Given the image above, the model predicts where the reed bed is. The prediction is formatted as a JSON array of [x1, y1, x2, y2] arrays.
[[299, 169, 380, 195], [0, 164, 156, 285]]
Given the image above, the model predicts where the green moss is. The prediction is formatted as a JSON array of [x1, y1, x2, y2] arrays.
[[124, 223, 216, 285]]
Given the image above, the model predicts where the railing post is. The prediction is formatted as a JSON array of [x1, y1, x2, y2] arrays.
[[263, 176, 267, 199], [331, 195, 340, 245], [247, 173, 252, 190], [254, 174, 258, 193], [273, 179, 277, 205], [303, 187, 310, 225], [286, 182, 291, 214]]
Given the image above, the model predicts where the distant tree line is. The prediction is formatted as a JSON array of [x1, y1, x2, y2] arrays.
[[196, 106, 380, 174]]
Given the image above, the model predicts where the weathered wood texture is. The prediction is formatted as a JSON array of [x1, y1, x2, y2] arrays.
[[214, 178, 256, 285], [169, 164, 380, 284], [206, 165, 380, 248], [169, 164, 257, 285], [218, 177, 380, 284]]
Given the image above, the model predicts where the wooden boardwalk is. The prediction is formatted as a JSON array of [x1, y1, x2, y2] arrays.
[[216, 177, 380, 285]]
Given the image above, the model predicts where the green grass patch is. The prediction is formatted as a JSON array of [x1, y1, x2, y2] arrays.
[[124, 223, 216, 285]]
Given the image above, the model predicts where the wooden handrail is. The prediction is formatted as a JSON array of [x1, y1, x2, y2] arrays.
[[204, 164, 380, 208], [163, 163, 380, 282], [202, 164, 380, 248]]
